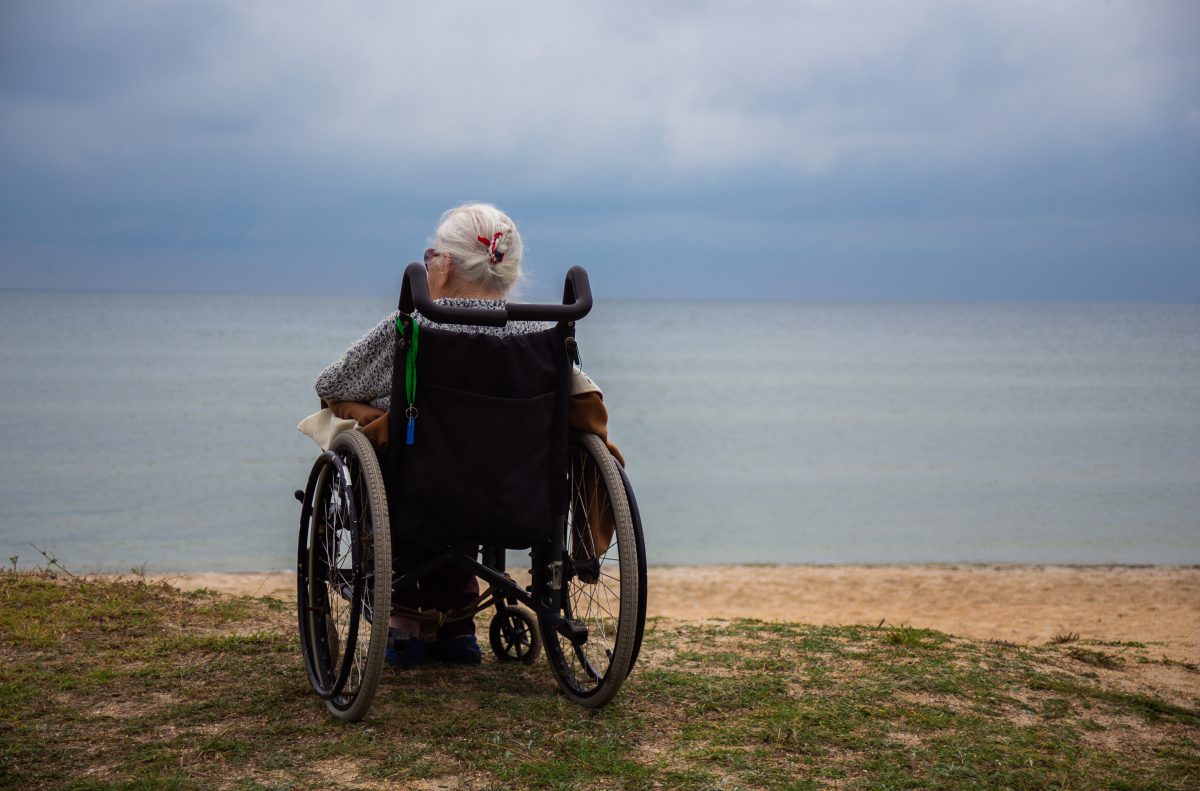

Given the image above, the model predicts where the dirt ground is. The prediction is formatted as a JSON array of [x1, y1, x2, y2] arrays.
[[150, 564, 1200, 662]]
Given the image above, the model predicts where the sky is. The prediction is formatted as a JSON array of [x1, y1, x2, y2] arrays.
[[1, 0, 1197, 301]]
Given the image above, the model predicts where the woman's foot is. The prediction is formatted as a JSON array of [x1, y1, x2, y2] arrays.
[[385, 628, 428, 669], [428, 635, 483, 665]]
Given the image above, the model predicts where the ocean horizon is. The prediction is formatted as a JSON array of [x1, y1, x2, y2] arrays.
[[1, 289, 1197, 573]]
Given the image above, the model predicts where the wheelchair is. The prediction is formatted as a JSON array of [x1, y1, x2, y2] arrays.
[[295, 263, 647, 721]]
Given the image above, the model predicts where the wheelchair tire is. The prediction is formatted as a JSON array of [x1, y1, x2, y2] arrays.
[[489, 605, 542, 664], [541, 433, 645, 708], [297, 429, 392, 722]]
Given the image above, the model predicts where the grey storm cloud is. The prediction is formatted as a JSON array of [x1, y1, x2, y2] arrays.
[[1, 0, 1197, 298], [3, 1, 1195, 174]]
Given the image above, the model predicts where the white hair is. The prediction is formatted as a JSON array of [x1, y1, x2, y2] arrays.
[[431, 202, 524, 294]]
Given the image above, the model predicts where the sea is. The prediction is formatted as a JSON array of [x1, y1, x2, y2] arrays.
[[1, 290, 1197, 573]]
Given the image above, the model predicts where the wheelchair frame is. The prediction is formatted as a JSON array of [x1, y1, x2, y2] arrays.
[[295, 264, 646, 721]]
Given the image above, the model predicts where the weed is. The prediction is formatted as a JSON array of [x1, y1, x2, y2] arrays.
[[1094, 639, 1147, 648], [884, 623, 948, 649], [1157, 655, 1200, 672], [28, 542, 78, 579], [1067, 647, 1126, 669]]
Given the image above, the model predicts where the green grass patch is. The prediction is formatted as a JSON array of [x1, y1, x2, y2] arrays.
[[1, 570, 1197, 789]]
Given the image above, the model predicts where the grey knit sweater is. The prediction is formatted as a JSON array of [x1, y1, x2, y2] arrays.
[[314, 298, 548, 410]]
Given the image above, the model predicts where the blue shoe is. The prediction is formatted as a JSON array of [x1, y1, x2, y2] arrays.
[[429, 635, 483, 665], [385, 628, 428, 669]]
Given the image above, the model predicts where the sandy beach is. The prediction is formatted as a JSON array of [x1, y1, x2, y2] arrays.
[[150, 564, 1200, 662]]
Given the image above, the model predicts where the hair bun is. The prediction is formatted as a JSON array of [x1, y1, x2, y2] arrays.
[[432, 202, 523, 291]]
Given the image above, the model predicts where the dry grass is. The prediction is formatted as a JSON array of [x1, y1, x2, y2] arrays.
[[1, 571, 1197, 789]]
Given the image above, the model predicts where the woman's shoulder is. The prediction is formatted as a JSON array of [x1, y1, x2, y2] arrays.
[[347, 311, 399, 357], [346, 310, 399, 340]]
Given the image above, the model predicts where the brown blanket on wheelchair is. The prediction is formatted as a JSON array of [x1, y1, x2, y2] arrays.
[[322, 391, 623, 573]]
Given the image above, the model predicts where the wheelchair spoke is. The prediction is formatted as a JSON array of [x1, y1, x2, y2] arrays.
[[597, 569, 621, 585]]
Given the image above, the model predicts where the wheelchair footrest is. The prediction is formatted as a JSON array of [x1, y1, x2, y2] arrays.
[[558, 618, 589, 647], [540, 611, 589, 646]]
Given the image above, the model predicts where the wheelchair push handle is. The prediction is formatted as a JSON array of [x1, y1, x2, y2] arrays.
[[398, 262, 593, 326]]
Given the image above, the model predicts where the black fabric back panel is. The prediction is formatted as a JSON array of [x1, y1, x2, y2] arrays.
[[385, 324, 570, 547]]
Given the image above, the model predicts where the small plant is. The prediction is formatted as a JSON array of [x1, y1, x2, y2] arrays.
[[1049, 632, 1081, 645], [1067, 647, 1125, 669], [884, 623, 945, 649], [1159, 656, 1199, 672], [8, 554, 17, 572], [29, 542, 78, 579]]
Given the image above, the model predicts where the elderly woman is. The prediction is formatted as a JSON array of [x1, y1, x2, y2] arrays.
[[314, 202, 620, 667]]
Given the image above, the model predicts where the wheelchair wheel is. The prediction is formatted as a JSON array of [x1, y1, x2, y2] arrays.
[[541, 433, 645, 707], [296, 430, 391, 722], [489, 605, 541, 664]]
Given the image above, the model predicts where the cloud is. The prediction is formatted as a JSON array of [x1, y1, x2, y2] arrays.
[[2, 0, 1195, 179], [0, 0, 1196, 298]]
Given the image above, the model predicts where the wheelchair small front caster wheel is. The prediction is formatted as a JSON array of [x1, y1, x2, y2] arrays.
[[489, 605, 541, 664]]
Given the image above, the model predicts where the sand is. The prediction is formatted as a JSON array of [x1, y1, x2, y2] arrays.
[[150, 565, 1200, 662]]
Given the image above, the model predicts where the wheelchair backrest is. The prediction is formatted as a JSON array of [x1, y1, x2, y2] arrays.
[[383, 263, 590, 548]]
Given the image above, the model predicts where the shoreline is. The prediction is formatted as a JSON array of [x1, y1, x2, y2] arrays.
[[143, 563, 1200, 662]]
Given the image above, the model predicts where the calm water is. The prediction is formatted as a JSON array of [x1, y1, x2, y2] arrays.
[[1, 291, 1197, 572]]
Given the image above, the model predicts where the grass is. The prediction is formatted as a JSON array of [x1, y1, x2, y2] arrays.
[[1, 571, 1198, 789]]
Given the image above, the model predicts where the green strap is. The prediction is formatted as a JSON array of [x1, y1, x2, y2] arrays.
[[404, 321, 419, 407]]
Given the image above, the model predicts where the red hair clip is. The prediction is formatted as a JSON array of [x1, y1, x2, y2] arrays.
[[476, 231, 504, 265]]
